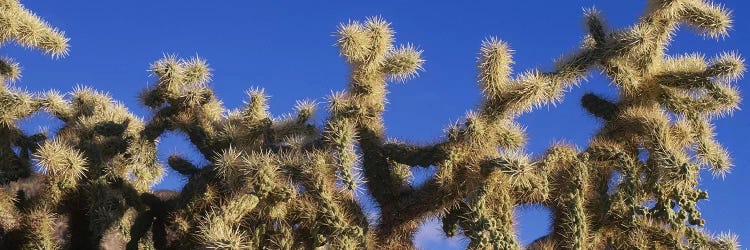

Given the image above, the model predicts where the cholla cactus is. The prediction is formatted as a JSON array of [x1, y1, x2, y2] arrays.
[[1, 0, 163, 248], [0, 0, 744, 249]]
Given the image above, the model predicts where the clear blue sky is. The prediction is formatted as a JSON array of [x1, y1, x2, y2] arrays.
[[6, 1, 749, 248]]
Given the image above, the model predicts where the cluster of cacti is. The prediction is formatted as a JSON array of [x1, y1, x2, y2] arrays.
[[0, 0, 744, 249]]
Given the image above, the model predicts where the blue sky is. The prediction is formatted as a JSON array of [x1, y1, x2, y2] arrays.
[[6, 0, 749, 248]]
